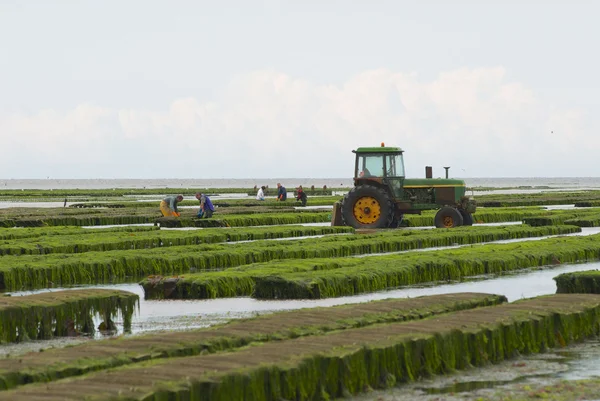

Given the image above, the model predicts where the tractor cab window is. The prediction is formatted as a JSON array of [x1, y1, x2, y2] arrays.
[[358, 155, 384, 178], [385, 154, 405, 178]]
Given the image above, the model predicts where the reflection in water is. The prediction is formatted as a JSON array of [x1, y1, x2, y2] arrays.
[[8, 258, 600, 336], [5, 227, 600, 359]]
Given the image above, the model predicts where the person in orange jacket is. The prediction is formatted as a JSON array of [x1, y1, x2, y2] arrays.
[[160, 195, 183, 217]]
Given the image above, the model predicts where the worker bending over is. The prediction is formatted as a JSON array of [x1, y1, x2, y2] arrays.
[[196, 192, 215, 218], [161, 195, 183, 217], [276, 183, 287, 201], [296, 186, 307, 207]]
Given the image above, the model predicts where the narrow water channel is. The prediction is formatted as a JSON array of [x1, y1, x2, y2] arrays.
[[8, 228, 600, 335], [4, 229, 600, 396]]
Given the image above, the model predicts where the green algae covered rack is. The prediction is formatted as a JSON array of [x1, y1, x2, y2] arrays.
[[0, 289, 138, 343], [0, 294, 599, 400], [0, 293, 505, 391], [555, 270, 600, 294]]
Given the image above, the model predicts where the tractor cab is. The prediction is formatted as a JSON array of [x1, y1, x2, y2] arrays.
[[354, 144, 405, 198], [336, 142, 477, 229]]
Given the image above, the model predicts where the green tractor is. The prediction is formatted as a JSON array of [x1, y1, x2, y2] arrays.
[[335, 143, 476, 229]]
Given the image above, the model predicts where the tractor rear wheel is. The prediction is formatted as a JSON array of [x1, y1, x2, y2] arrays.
[[459, 209, 474, 226], [434, 207, 464, 228], [341, 185, 394, 229]]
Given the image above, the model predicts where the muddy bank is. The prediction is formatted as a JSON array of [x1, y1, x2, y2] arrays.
[[0, 337, 90, 358], [350, 340, 600, 401]]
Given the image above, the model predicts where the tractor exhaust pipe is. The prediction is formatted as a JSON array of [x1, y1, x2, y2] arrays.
[[444, 166, 450, 179], [425, 166, 432, 179]]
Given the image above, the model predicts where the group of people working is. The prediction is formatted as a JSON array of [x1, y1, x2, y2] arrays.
[[256, 183, 307, 206], [161, 184, 309, 219], [256, 183, 288, 201], [160, 193, 214, 218]]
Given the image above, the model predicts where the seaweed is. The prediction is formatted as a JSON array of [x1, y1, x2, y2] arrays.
[[140, 224, 581, 299], [0, 289, 138, 343], [0, 293, 504, 391], [0, 224, 579, 291], [1, 294, 599, 400], [555, 270, 600, 294]]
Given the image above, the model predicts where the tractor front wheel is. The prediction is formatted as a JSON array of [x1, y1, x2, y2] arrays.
[[434, 207, 464, 228], [341, 185, 394, 229]]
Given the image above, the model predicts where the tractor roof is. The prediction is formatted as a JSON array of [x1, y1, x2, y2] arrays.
[[353, 146, 404, 154]]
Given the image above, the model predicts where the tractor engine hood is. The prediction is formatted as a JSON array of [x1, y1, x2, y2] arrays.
[[403, 178, 466, 187]]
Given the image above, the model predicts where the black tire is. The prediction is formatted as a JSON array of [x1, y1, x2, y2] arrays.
[[460, 209, 473, 226], [341, 185, 394, 229], [434, 207, 464, 228]]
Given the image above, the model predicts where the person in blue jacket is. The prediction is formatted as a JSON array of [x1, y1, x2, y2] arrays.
[[195, 192, 215, 218], [276, 183, 287, 201]]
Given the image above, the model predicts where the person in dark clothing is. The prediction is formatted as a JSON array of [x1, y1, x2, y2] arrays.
[[195, 192, 215, 218], [276, 183, 287, 201], [296, 186, 307, 207]]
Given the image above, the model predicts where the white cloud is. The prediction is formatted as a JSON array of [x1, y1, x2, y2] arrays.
[[0, 67, 592, 178]]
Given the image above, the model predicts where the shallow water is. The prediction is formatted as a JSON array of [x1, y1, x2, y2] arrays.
[[0, 201, 68, 209], [544, 204, 577, 210], [5, 258, 600, 358], [130, 194, 256, 201], [81, 223, 156, 229], [350, 340, 600, 401], [294, 205, 333, 210], [283, 222, 332, 227], [9, 254, 600, 336], [3, 177, 600, 190], [5, 254, 600, 371], [471, 187, 600, 196], [224, 233, 343, 244], [0, 337, 91, 358], [354, 226, 600, 258]]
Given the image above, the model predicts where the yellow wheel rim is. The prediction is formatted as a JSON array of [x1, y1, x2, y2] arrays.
[[442, 216, 455, 228], [353, 196, 381, 224]]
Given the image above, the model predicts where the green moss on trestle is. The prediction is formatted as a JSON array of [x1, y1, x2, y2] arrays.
[[1, 294, 599, 400], [0, 293, 503, 391], [555, 270, 600, 294], [0, 289, 138, 343]]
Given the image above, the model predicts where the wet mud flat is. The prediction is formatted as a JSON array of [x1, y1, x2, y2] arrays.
[[351, 340, 600, 401], [0, 294, 599, 400], [0, 293, 504, 391]]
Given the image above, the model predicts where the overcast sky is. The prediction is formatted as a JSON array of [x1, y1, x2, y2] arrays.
[[1, 1, 598, 179]]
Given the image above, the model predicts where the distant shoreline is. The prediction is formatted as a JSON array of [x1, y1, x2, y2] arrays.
[[0, 177, 598, 190]]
